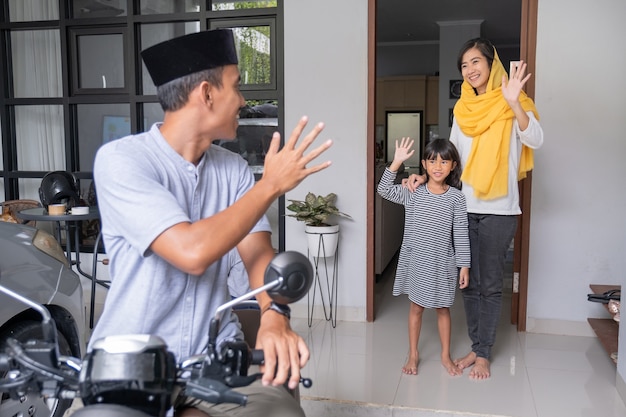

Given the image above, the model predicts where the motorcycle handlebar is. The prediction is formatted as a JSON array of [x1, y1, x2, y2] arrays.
[[245, 349, 312, 389], [250, 349, 264, 365]]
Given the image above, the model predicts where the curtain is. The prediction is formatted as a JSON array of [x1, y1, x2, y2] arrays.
[[9, 0, 65, 200]]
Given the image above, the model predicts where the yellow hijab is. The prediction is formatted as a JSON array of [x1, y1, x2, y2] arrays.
[[454, 49, 539, 200]]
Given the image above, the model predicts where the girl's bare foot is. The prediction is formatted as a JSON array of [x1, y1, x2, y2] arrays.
[[402, 352, 419, 375], [454, 351, 476, 370], [442, 356, 462, 376], [469, 357, 491, 380]]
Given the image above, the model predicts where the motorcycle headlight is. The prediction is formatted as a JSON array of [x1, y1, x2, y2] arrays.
[[79, 334, 176, 417]]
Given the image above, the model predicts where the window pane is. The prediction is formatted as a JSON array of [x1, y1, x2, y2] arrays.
[[140, 0, 199, 14], [144, 103, 165, 129], [211, 1, 277, 11], [71, 0, 127, 18], [9, 0, 59, 21], [11, 30, 62, 98], [18, 178, 42, 202], [140, 22, 200, 94], [78, 34, 125, 89], [231, 25, 272, 86], [77, 104, 130, 172], [15, 105, 65, 171], [215, 100, 278, 173]]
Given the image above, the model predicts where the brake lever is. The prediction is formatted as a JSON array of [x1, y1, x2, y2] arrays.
[[224, 373, 260, 387], [185, 376, 248, 406]]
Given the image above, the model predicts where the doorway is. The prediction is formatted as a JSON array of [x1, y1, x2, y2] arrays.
[[367, 0, 539, 331]]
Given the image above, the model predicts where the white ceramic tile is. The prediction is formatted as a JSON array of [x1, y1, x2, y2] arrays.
[[393, 361, 538, 417], [301, 398, 394, 417], [521, 331, 603, 352], [522, 333, 615, 373], [528, 367, 626, 417], [301, 347, 401, 404], [487, 335, 528, 372]]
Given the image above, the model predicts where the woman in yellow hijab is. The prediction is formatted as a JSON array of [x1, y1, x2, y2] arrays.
[[451, 38, 543, 380], [406, 38, 544, 380]]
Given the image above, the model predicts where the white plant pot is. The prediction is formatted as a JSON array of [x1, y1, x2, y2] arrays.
[[305, 224, 339, 258]]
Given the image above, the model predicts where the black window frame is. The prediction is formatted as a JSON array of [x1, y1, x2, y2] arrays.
[[69, 25, 130, 95], [0, 0, 285, 251]]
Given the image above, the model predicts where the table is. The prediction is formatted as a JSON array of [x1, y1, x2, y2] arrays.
[[16, 206, 108, 328], [17, 207, 100, 273]]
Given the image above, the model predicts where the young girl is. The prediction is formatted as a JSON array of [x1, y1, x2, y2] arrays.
[[377, 137, 470, 376]]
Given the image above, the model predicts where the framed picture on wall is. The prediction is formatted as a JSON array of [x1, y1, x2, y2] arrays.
[[449, 79, 463, 99], [102, 116, 147, 143], [102, 115, 130, 143], [386, 111, 423, 168]]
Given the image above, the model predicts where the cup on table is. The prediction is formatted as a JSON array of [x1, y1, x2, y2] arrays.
[[70, 206, 89, 215], [48, 203, 66, 215]]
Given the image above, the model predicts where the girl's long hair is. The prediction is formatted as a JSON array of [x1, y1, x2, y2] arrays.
[[422, 139, 462, 190]]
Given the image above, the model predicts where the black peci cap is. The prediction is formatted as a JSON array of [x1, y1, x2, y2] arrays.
[[141, 29, 238, 87]]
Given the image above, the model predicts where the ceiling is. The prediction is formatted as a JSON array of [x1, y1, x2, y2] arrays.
[[376, 0, 521, 46]]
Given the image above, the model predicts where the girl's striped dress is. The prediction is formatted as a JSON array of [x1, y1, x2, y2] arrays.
[[377, 168, 470, 308]]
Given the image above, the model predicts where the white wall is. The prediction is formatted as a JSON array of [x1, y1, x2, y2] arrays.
[[530, 0, 626, 399], [284, 1, 368, 320], [529, 0, 626, 331]]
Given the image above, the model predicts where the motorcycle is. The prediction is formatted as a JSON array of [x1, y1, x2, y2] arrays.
[[0, 250, 313, 417]]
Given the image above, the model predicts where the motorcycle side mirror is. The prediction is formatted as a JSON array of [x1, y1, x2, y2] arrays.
[[209, 251, 312, 344], [263, 250, 313, 305]]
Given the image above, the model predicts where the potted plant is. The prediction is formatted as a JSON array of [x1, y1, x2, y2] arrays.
[[286, 192, 351, 257]]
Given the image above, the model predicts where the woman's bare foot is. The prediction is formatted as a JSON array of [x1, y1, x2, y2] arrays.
[[402, 352, 419, 375], [454, 351, 476, 370], [469, 357, 491, 380], [442, 356, 462, 376]]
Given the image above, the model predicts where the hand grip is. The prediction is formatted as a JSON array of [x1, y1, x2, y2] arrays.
[[248, 349, 312, 389], [250, 349, 264, 365]]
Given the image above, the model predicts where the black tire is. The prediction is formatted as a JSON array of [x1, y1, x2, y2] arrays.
[[0, 320, 74, 417]]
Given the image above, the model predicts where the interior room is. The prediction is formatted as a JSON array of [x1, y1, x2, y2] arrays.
[[1, 1, 625, 417]]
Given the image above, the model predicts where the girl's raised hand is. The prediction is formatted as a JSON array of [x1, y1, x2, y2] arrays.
[[393, 137, 415, 163]]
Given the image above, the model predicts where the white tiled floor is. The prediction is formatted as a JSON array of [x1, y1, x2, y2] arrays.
[[293, 263, 626, 417]]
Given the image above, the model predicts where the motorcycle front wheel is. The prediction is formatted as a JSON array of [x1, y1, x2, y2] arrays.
[[0, 320, 74, 417]]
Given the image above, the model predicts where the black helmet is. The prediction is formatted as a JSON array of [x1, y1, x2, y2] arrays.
[[38, 171, 80, 210]]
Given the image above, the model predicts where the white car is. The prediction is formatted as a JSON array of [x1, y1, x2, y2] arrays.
[[0, 221, 85, 417]]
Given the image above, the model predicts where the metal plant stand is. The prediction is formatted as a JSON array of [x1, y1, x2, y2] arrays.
[[307, 230, 339, 328]]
